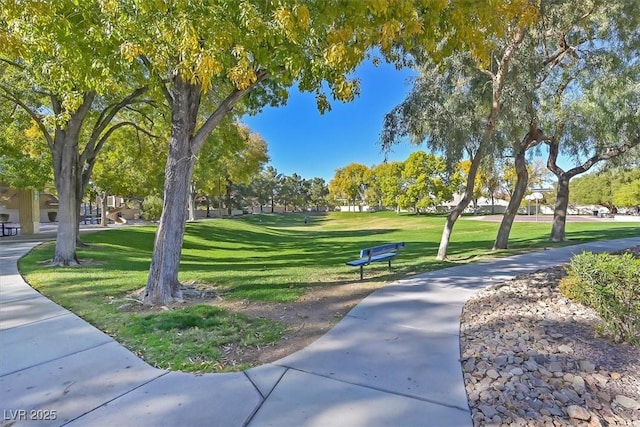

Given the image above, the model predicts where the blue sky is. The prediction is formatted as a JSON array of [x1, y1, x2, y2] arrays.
[[242, 60, 420, 182], [241, 59, 569, 184]]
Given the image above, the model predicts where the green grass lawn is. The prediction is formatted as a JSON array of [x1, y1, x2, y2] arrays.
[[18, 212, 639, 372]]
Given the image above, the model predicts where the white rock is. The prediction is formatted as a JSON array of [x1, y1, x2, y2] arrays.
[[614, 394, 640, 410], [566, 405, 591, 421], [486, 369, 500, 379], [558, 344, 573, 353], [572, 376, 586, 392]]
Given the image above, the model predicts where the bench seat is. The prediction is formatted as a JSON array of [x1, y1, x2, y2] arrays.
[[346, 242, 404, 280], [346, 253, 398, 267], [1, 224, 20, 237]]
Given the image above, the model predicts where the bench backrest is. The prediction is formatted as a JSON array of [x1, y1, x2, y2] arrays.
[[360, 242, 405, 260]]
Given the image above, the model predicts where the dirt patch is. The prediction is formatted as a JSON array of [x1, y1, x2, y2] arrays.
[[114, 278, 392, 367]]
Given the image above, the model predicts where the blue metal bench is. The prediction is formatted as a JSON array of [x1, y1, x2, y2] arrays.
[[346, 242, 405, 280]]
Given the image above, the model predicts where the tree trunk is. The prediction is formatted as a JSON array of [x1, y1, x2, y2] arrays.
[[52, 131, 80, 266], [494, 147, 529, 249], [144, 79, 200, 305], [142, 71, 265, 305], [101, 191, 109, 226], [437, 143, 485, 260], [550, 174, 570, 242], [187, 182, 196, 221], [75, 176, 90, 248], [225, 178, 232, 216]]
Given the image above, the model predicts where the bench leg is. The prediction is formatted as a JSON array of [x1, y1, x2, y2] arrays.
[[360, 265, 363, 280], [388, 259, 391, 271]]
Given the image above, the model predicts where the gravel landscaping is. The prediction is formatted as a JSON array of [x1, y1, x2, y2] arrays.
[[460, 247, 640, 426]]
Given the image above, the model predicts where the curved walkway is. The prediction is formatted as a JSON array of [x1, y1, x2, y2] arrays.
[[1, 237, 639, 426]]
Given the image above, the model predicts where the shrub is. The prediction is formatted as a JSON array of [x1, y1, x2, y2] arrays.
[[141, 195, 163, 221], [560, 250, 640, 345]]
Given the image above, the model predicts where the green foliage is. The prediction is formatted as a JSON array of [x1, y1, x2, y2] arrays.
[[92, 124, 167, 198], [195, 122, 268, 196], [0, 112, 53, 190], [560, 251, 640, 345], [308, 177, 330, 210], [614, 180, 640, 208], [571, 168, 640, 210], [329, 163, 369, 207], [141, 195, 163, 221], [400, 151, 458, 212]]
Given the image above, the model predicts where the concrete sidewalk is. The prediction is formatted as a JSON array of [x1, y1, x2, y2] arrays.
[[1, 237, 639, 426]]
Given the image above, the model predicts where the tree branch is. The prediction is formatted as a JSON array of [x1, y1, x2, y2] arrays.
[[93, 120, 157, 157], [65, 92, 97, 140], [141, 55, 173, 107], [0, 57, 26, 70], [191, 69, 270, 153], [565, 137, 640, 179], [124, 101, 158, 127], [480, 69, 495, 79], [0, 85, 54, 148], [82, 87, 148, 165]]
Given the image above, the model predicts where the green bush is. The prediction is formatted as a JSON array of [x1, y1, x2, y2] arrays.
[[560, 251, 640, 345], [141, 195, 163, 221]]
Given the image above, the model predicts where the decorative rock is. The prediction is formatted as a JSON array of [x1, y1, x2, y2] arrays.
[[547, 405, 564, 417], [528, 399, 543, 411], [585, 397, 602, 410], [566, 405, 591, 421], [479, 404, 498, 418], [596, 391, 611, 403], [614, 395, 640, 410], [494, 355, 508, 366], [587, 416, 602, 427], [558, 344, 573, 353], [463, 359, 475, 373], [459, 257, 640, 427], [591, 373, 609, 387], [486, 369, 500, 379], [535, 354, 548, 364], [510, 367, 524, 376], [548, 361, 563, 373], [572, 376, 586, 392], [564, 388, 583, 404], [579, 360, 596, 372], [553, 391, 571, 404]]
